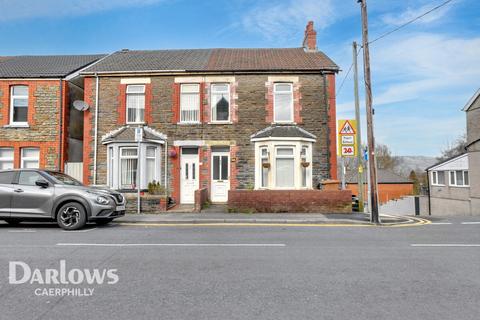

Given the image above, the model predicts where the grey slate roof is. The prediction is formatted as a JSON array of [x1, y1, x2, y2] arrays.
[[346, 168, 412, 184], [0, 54, 106, 78], [83, 48, 338, 74], [102, 126, 166, 144], [251, 125, 316, 140]]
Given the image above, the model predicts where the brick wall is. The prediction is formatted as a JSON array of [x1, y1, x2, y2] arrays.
[[194, 187, 209, 212], [228, 189, 352, 213], [0, 79, 64, 170], [124, 193, 168, 213], [347, 183, 414, 204]]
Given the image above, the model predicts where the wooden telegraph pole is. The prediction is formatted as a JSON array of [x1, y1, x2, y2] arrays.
[[352, 41, 364, 213], [358, 0, 380, 223]]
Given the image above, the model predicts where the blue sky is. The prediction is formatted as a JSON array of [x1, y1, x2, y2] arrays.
[[0, 0, 479, 156]]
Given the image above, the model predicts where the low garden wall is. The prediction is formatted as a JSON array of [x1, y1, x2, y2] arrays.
[[124, 194, 168, 214], [194, 188, 209, 213], [228, 189, 352, 213]]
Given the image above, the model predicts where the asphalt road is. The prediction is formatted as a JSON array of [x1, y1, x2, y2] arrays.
[[0, 216, 479, 320]]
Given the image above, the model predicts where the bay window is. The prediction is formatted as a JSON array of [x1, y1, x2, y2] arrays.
[[120, 147, 138, 189], [21, 148, 39, 168], [0, 148, 14, 170], [10, 85, 29, 125], [275, 147, 295, 188], [211, 83, 230, 122], [273, 83, 293, 123], [126, 85, 145, 124], [146, 146, 156, 184], [260, 147, 269, 188], [180, 84, 200, 123]]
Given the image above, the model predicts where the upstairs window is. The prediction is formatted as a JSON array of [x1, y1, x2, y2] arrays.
[[211, 83, 230, 122], [274, 83, 293, 123], [449, 170, 469, 187], [126, 85, 145, 124], [21, 148, 39, 169], [180, 84, 200, 123], [0, 148, 14, 170], [431, 171, 445, 185], [10, 85, 29, 125]]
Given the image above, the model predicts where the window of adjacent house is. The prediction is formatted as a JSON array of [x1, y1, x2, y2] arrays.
[[180, 84, 200, 123], [432, 171, 445, 185], [449, 170, 469, 187], [0, 148, 14, 170], [301, 146, 309, 187], [273, 83, 293, 123], [120, 147, 138, 189], [260, 147, 269, 188], [275, 147, 295, 188], [126, 85, 145, 124], [146, 146, 156, 184], [21, 148, 39, 169], [10, 85, 29, 125], [211, 83, 230, 122]]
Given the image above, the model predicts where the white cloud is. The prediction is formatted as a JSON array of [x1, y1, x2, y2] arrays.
[[381, 3, 453, 26], [241, 0, 336, 41], [0, 0, 165, 21]]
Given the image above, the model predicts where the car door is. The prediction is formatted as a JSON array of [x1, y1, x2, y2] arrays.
[[10, 171, 54, 218], [0, 171, 16, 218]]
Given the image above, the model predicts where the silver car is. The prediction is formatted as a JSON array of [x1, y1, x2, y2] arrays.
[[0, 169, 126, 230]]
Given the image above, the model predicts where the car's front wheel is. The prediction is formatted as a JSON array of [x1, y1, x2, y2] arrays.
[[57, 202, 87, 230]]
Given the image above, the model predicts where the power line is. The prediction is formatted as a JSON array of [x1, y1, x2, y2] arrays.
[[369, 0, 455, 45], [336, 47, 362, 98]]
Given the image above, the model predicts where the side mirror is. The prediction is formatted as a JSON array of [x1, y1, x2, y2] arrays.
[[35, 179, 49, 188]]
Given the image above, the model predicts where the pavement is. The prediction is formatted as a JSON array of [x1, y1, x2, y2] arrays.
[[0, 215, 479, 320]]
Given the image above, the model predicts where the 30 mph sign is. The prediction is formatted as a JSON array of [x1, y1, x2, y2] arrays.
[[337, 119, 357, 157]]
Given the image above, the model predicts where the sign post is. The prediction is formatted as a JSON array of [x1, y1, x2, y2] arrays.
[[135, 127, 143, 215], [338, 120, 358, 190]]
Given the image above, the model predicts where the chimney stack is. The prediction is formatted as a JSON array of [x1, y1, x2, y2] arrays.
[[302, 21, 317, 52]]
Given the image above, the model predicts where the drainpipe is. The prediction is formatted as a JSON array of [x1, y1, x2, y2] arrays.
[[165, 140, 168, 196], [93, 73, 99, 185], [426, 169, 431, 215], [322, 72, 330, 184], [58, 79, 64, 171]]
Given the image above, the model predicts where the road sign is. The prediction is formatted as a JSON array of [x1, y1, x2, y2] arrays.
[[135, 127, 143, 142], [337, 119, 357, 157]]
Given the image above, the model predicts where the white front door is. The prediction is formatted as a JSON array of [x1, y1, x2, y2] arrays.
[[211, 151, 230, 203], [180, 151, 199, 204]]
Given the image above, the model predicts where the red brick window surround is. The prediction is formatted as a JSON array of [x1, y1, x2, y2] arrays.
[[117, 82, 152, 125], [0, 82, 36, 127], [204, 81, 238, 124], [265, 78, 302, 124]]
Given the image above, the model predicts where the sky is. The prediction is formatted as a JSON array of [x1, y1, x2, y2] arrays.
[[0, 0, 479, 157]]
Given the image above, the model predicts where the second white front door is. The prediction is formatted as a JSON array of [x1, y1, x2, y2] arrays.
[[211, 151, 230, 203], [180, 149, 199, 204]]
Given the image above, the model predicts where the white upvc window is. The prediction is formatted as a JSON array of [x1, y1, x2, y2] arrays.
[[260, 146, 269, 188], [449, 170, 469, 187], [431, 171, 445, 186], [211, 83, 230, 122], [0, 148, 14, 170], [126, 85, 145, 124], [273, 83, 293, 123], [21, 148, 39, 168], [146, 146, 157, 184], [300, 145, 310, 188], [10, 85, 29, 125], [120, 147, 138, 189], [180, 84, 200, 123], [275, 147, 295, 188]]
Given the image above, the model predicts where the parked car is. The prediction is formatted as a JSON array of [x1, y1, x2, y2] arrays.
[[352, 194, 359, 212], [0, 169, 125, 230]]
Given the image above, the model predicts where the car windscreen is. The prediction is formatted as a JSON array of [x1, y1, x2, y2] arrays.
[[46, 171, 83, 186]]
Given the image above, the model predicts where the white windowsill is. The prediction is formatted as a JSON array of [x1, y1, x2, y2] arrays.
[[209, 121, 232, 125], [178, 122, 201, 125], [4, 123, 30, 128]]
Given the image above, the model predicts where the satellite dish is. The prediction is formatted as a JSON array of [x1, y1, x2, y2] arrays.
[[73, 100, 89, 111]]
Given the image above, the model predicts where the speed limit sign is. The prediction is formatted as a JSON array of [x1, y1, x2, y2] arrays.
[[341, 146, 355, 156]]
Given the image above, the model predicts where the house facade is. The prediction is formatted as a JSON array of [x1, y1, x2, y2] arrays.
[[464, 88, 480, 213], [0, 55, 105, 173], [80, 22, 339, 206]]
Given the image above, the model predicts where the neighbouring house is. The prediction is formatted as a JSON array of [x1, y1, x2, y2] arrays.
[[0, 55, 105, 175], [464, 89, 480, 214], [426, 153, 470, 215], [345, 168, 414, 204], [79, 22, 349, 211]]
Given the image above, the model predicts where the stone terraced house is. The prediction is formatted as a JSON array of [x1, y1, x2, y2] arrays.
[[78, 22, 341, 209], [0, 55, 105, 172]]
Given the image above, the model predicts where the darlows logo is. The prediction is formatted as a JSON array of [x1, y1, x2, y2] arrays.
[[9, 260, 119, 297]]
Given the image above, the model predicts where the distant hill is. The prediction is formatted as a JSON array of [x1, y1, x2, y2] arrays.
[[394, 156, 437, 176]]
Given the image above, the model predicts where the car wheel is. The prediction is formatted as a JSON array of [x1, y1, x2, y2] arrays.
[[95, 218, 114, 226], [57, 202, 87, 230], [4, 219, 21, 226]]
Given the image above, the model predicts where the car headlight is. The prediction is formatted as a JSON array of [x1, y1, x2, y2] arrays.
[[96, 196, 110, 205]]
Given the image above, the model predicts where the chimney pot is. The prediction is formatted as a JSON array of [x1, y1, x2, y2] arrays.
[[303, 21, 317, 52]]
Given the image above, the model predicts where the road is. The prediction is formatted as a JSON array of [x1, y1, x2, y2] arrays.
[[0, 216, 479, 320]]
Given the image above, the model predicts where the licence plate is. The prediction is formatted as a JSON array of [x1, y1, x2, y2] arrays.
[[116, 206, 125, 211]]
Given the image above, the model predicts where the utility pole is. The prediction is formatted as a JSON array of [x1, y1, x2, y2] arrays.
[[352, 41, 364, 213], [358, 0, 380, 223]]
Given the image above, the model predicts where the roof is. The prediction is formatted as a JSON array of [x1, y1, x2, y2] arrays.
[[102, 126, 166, 144], [251, 125, 316, 141], [462, 88, 480, 111], [426, 153, 468, 171], [82, 48, 338, 74], [346, 168, 413, 184], [0, 54, 106, 78]]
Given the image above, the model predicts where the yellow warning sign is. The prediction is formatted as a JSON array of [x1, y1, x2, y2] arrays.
[[338, 119, 357, 157]]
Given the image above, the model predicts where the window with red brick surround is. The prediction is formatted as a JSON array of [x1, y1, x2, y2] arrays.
[[172, 82, 205, 124], [117, 83, 152, 125], [0, 81, 38, 127], [265, 81, 302, 124], [203, 82, 238, 124]]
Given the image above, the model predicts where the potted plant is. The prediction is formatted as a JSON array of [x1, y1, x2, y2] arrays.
[[262, 162, 271, 168], [301, 161, 310, 167], [147, 180, 165, 195]]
